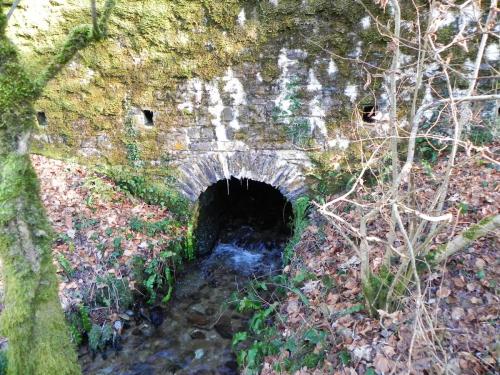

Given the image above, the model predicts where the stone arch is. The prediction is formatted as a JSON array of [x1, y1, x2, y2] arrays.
[[176, 151, 309, 202]]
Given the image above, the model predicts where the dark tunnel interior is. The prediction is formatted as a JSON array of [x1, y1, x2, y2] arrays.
[[194, 177, 294, 256]]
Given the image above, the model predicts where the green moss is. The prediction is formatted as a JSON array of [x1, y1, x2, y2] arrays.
[[1, 2, 116, 373], [104, 165, 193, 222], [435, 24, 455, 45], [362, 265, 408, 315], [463, 216, 494, 240], [0, 157, 81, 375], [283, 196, 310, 264], [4, 0, 394, 165], [261, 60, 280, 82], [308, 143, 365, 199], [233, 130, 249, 141], [426, 244, 446, 263]]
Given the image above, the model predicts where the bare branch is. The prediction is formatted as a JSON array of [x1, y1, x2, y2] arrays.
[[6, 0, 22, 21], [91, 0, 99, 37], [398, 204, 453, 223], [35, 0, 116, 94]]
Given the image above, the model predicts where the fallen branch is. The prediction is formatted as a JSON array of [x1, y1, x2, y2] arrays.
[[430, 214, 500, 264]]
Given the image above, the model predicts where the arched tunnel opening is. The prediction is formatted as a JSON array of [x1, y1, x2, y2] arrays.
[[194, 177, 294, 277]]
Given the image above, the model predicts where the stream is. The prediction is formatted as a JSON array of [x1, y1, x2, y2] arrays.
[[81, 225, 287, 375]]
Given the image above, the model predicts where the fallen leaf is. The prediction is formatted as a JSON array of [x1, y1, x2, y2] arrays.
[[451, 307, 465, 321], [453, 277, 466, 288], [475, 258, 486, 269], [470, 297, 481, 304], [436, 286, 451, 298], [374, 353, 392, 373]]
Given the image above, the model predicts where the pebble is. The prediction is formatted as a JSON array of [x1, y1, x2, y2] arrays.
[[190, 329, 207, 340], [194, 348, 204, 360], [113, 320, 123, 332], [119, 313, 131, 321]]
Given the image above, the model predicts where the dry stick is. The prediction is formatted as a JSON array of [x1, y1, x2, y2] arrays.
[[345, 134, 499, 164], [317, 208, 362, 238], [384, 256, 411, 312], [300, 33, 387, 73], [392, 203, 423, 374], [386, 90, 497, 306], [407, 0, 428, 243], [425, 268, 450, 367], [402, 77, 476, 371], [321, 139, 388, 209], [391, 94, 500, 195], [407, 172, 417, 248], [359, 209, 379, 310], [414, 222, 446, 255], [328, 220, 360, 255], [399, 5, 495, 201], [421, 46, 469, 236], [387, 0, 402, 258], [355, 0, 422, 51], [398, 203, 453, 223], [319, 204, 391, 249], [427, 58, 463, 219]]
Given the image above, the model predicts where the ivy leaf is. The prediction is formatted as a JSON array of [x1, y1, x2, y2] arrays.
[[246, 347, 258, 368], [284, 337, 298, 353], [303, 328, 326, 345], [231, 331, 247, 348], [339, 350, 351, 366], [290, 286, 310, 306]]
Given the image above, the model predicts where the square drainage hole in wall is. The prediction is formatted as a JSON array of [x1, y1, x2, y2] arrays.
[[36, 111, 48, 127], [143, 110, 154, 126], [362, 105, 378, 123]]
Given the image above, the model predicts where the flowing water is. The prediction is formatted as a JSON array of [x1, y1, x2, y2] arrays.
[[81, 226, 286, 375]]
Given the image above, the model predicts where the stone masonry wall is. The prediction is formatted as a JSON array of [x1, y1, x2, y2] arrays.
[[6, 0, 498, 200]]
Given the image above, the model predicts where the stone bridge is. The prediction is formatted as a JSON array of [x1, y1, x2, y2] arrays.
[[14, 1, 375, 203], [12, 1, 496, 203], [176, 150, 309, 202], [122, 48, 355, 201]]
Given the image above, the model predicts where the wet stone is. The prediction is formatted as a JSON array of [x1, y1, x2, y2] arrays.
[[187, 312, 211, 327], [217, 360, 239, 375], [205, 307, 216, 316], [189, 303, 206, 315], [146, 349, 179, 364], [132, 324, 154, 337], [189, 366, 215, 375], [125, 363, 154, 375], [214, 314, 233, 339], [96, 366, 115, 375], [190, 329, 207, 340]]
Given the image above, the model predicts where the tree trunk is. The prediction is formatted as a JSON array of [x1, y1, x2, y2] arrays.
[[0, 1, 115, 371], [0, 13, 81, 372]]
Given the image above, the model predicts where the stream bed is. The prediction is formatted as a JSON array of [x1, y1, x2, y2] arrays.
[[81, 226, 286, 375]]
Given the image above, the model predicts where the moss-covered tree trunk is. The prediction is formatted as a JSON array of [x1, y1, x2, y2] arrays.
[[0, 2, 115, 374]]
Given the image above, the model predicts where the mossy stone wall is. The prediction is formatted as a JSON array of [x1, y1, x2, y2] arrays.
[[7, 0, 388, 168]]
